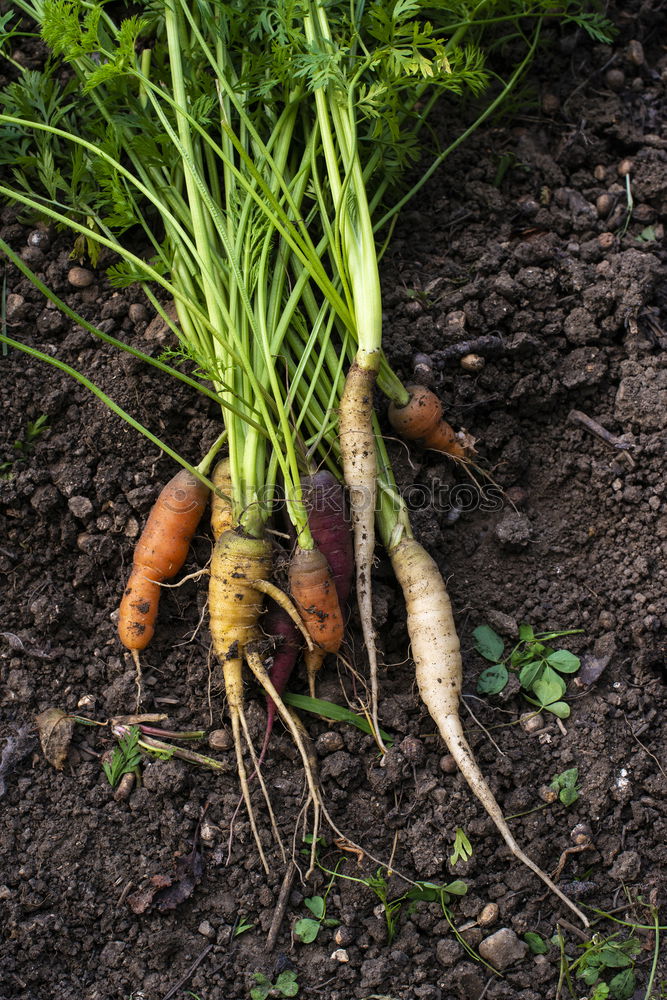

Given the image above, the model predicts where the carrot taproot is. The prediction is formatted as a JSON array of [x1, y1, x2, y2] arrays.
[[118, 468, 209, 667], [388, 384, 468, 459], [208, 530, 280, 870], [389, 534, 589, 926], [300, 471, 353, 695], [338, 363, 382, 737], [209, 530, 321, 870]]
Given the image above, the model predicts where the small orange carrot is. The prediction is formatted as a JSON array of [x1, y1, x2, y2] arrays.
[[289, 546, 344, 656], [388, 384, 468, 459], [118, 468, 210, 653]]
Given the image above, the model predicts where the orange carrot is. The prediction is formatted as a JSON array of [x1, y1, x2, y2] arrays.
[[388, 384, 468, 459], [118, 469, 209, 653], [289, 546, 344, 655]]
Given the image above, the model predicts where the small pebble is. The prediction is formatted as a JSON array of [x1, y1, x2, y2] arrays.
[[334, 926, 356, 947], [413, 352, 436, 386], [538, 784, 558, 804], [77, 694, 96, 709], [632, 203, 654, 223], [516, 195, 539, 216], [27, 229, 51, 250], [627, 40, 644, 66], [440, 754, 457, 774], [315, 731, 344, 755], [479, 928, 528, 970], [571, 822, 592, 845], [144, 302, 178, 343], [617, 158, 633, 176], [442, 310, 466, 335], [399, 735, 425, 765], [486, 609, 519, 638], [595, 193, 614, 218], [460, 353, 485, 373], [124, 516, 140, 539], [520, 712, 544, 734], [593, 164, 607, 181], [405, 298, 423, 315], [477, 903, 499, 928], [128, 303, 148, 324], [5, 293, 26, 322], [21, 246, 44, 267], [198, 920, 216, 939], [605, 68, 625, 91], [208, 729, 233, 751], [76, 532, 95, 553], [200, 820, 218, 845], [331, 949, 349, 963], [68, 495, 93, 519], [68, 267, 95, 288]]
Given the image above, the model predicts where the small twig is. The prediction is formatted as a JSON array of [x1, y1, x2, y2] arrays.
[[568, 409, 634, 456], [266, 861, 297, 951], [159, 943, 213, 1000], [624, 714, 667, 780], [478, 977, 495, 1000], [116, 880, 134, 907], [461, 696, 507, 757], [557, 917, 590, 943]]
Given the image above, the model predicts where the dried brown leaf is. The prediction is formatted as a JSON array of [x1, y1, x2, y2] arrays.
[[125, 844, 203, 914], [35, 707, 74, 770]]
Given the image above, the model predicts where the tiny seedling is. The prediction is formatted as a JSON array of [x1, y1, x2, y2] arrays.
[[636, 225, 658, 244], [0, 413, 49, 474], [474, 623, 582, 718], [233, 918, 255, 937], [524, 931, 550, 954], [569, 932, 642, 1000], [293, 894, 340, 944], [550, 767, 581, 806], [314, 857, 467, 946], [250, 971, 298, 1000], [450, 827, 473, 866], [294, 859, 341, 944], [103, 726, 141, 787]]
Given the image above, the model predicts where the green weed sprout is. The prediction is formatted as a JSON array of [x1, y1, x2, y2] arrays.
[[474, 623, 583, 718]]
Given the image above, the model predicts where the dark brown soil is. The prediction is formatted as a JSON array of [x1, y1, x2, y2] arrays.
[[1, 7, 666, 1000]]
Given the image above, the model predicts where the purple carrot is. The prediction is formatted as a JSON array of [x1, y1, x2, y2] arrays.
[[299, 470, 354, 695], [257, 603, 301, 767], [301, 470, 354, 606]]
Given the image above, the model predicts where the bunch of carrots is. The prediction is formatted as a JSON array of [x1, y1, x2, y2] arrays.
[[0, 0, 610, 921]]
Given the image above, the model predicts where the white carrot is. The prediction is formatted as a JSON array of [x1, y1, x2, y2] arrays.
[[389, 534, 590, 927]]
